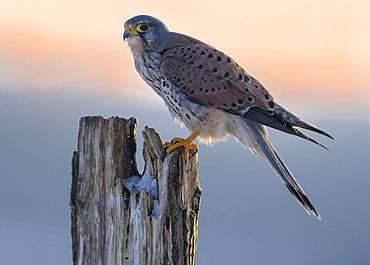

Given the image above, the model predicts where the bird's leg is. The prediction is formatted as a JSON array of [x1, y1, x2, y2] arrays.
[[164, 131, 199, 160]]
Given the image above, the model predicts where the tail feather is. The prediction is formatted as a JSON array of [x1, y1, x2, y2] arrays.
[[294, 129, 329, 151], [243, 105, 334, 149], [293, 119, 334, 140], [245, 122, 321, 219]]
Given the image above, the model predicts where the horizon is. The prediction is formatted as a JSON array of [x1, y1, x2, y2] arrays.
[[1, 0, 370, 111], [1, 1, 370, 265]]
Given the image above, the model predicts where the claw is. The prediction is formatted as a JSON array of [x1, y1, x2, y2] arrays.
[[164, 132, 199, 161], [163, 141, 172, 148], [190, 143, 198, 153], [171, 137, 186, 144]]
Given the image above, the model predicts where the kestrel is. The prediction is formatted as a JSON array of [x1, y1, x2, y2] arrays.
[[123, 15, 333, 219]]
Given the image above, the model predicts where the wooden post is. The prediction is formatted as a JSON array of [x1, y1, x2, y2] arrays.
[[70, 116, 202, 265]]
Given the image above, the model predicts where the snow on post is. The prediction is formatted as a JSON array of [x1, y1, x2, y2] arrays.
[[70, 116, 202, 265]]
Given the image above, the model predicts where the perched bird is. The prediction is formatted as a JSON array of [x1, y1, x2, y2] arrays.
[[123, 15, 333, 219]]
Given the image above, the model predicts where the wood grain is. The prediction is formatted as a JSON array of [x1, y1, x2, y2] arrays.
[[70, 116, 201, 265]]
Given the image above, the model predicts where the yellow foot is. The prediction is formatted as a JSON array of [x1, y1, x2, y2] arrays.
[[164, 132, 199, 161]]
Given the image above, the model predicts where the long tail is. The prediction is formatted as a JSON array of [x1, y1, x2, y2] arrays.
[[233, 119, 321, 219], [243, 104, 334, 150]]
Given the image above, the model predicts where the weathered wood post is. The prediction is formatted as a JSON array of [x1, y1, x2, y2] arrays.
[[70, 116, 202, 265]]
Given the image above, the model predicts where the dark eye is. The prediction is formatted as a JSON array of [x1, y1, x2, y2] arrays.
[[137, 24, 149, 32]]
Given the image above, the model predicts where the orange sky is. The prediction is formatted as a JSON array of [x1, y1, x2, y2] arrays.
[[1, 0, 369, 108]]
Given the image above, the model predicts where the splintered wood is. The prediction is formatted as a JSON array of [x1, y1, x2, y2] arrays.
[[71, 116, 201, 265]]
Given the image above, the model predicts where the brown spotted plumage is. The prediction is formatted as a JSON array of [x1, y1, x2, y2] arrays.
[[161, 39, 274, 114], [123, 15, 333, 219]]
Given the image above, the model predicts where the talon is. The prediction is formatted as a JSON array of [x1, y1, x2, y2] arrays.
[[164, 131, 199, 161], [190, 143, 198, 154], [171, 137, 185, 144], [163, 141, 172, 148]]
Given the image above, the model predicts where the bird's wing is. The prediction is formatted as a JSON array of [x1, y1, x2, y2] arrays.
[[161, 33, 275, 114], [161, 33, 333, 144]]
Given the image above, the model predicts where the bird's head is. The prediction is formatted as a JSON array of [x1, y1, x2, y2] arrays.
[[123, 15, 169, 54]]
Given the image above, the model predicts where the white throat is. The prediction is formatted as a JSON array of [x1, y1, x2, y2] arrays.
[[127, 37, 144, 58]]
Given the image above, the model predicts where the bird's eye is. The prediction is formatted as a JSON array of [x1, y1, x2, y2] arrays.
[[137, 24, 149, 32]]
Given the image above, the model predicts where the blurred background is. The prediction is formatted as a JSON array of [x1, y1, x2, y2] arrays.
[[1, 0, 370, 264]]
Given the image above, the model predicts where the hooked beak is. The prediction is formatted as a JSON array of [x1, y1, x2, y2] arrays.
[[123, 25, 138, 41], [123, 30, 130, 41]]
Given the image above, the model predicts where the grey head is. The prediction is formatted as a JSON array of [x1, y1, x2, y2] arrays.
[[123, 15, 170, 52]]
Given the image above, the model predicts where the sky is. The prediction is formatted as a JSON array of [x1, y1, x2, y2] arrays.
[[1, 0, 370, 110], [1, 1, 370, 265], [0, 90, 370, 265]]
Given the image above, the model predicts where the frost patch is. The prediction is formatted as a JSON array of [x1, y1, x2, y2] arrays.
[[122, 173, 158, 198], [151, 200, 160, 217], [122, 175, 140, 192]]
